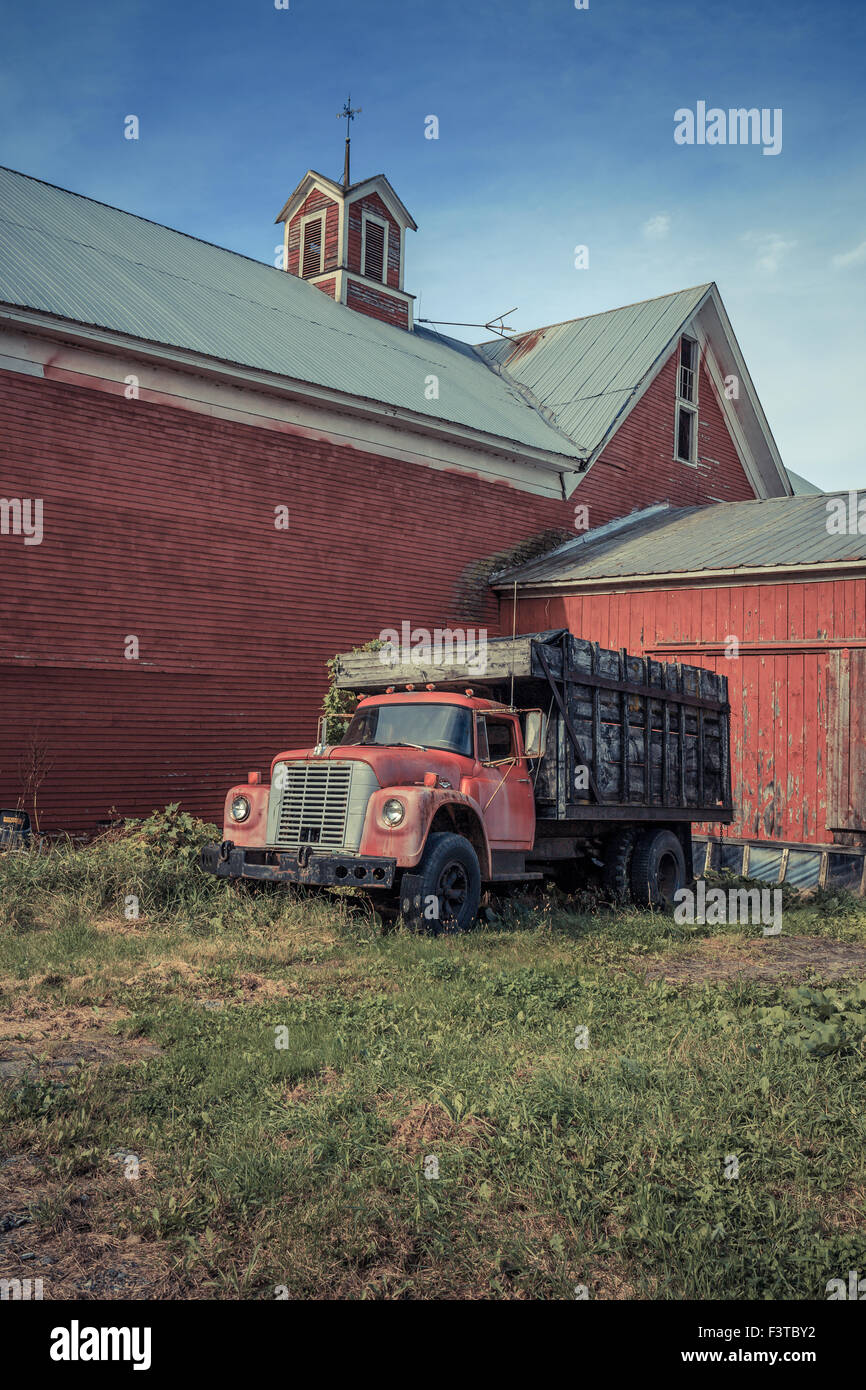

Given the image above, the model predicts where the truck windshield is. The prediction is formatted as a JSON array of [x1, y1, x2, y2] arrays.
[[340, 702, 473, 757]]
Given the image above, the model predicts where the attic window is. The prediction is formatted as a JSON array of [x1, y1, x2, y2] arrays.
[[675, 335, 698, 463], [301, 216, 323, 277], [678, 336, 698, 402], [676, 404, 696, 464], [362, 216, 387, 282]]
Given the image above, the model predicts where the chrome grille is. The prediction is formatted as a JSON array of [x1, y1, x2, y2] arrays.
[[272, 763, 352, 849]]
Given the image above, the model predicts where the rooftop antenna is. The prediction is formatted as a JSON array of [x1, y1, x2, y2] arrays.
[[337, 95, 362, 188], [417, 307, 518, 341]]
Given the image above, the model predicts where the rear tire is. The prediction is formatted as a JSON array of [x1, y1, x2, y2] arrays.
[[602, 828, 636, 903], [399, 832, 481, 933], [630, 829, 687, 910]]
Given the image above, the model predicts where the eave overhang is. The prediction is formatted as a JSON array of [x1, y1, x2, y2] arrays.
[[493, 559, 866, 595], [0, 302, 580, 483]]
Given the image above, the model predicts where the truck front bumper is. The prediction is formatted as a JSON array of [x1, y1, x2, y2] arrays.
[[200, 842, 397, 889]]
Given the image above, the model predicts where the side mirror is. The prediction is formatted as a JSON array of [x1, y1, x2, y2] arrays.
[[317, 712, 353, 748], [523, 710, 547, 760]]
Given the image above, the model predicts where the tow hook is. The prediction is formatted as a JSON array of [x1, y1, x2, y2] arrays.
[[219, 840, 234, 862], [298, 845, 312, 868]]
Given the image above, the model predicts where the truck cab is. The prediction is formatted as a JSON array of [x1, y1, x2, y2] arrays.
[[200, 691, 545, 930]]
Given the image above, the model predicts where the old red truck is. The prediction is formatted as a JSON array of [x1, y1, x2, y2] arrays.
[[200, 631, 732, 929]]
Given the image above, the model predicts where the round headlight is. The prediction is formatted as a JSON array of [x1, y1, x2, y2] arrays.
[[230, 795, 251, 823], [382, 798, 405, 827]]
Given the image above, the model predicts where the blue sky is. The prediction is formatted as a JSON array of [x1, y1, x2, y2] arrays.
[[1, 0, 864, 487]]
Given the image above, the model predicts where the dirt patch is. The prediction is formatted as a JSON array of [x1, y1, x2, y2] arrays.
[[0, 1156, 172, 1299], [0, 1000, 160, 1080], [128, 959, 376, 1005], [390, 1102, 495, 1155], [283, 1065, 341, 1106], [644, 935, 866, 986]]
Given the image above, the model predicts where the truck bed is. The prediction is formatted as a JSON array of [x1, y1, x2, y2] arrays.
[[333, 629, 732, 824]]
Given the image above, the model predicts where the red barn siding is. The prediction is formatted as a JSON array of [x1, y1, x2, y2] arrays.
[[573, 350, 756, 527], [512, 579, 863, 849], [345, 279, 409, 329], [0, 369, 572, 830], [0, 327, 764, 832]]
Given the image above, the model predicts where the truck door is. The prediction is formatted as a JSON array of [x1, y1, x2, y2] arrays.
[[470, 713, 535, 848]]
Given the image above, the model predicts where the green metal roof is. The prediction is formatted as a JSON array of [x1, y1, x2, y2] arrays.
[[0, 165, 723, 473], [476, 284, 712, 457], [786, 468, 822, 496], [0, 165, 582, 462], [494, 494, 866, 587]]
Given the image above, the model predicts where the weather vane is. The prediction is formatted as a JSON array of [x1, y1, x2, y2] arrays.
[[337, 95, 362, 188]]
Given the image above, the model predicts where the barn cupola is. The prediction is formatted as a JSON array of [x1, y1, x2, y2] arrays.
[[274, 102, 417, 330]]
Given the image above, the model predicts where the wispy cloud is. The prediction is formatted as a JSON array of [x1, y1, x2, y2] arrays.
[[643, 213, 671, 240], [743, 231, 797, 273], [832, 239, 866, 269]]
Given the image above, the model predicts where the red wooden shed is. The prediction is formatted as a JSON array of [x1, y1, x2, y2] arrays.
[[496, 495, 866, 891]]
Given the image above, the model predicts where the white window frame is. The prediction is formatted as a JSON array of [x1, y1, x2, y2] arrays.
[[361, 212, 389, 284], [675, 402, 698, 465], [674, 335, 699, 464], [300, 211, 325, 278], [678, 334, 699, 405]]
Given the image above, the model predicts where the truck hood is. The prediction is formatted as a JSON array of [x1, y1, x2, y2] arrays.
[[269, 744, 475, 790]]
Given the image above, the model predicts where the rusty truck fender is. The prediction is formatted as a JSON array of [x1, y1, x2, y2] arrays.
[[358, 785, 491, 875], [220, 783, 269, 845]]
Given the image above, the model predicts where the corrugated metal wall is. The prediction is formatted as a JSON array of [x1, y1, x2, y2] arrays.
[[513, 578, 865, 848]]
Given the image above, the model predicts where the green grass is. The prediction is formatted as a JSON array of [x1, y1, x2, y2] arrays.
[[0, 809, 865, 1300]]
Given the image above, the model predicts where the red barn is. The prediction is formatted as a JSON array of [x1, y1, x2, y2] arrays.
[[0, 162, 790, 832], [498, 496, 866, 892]]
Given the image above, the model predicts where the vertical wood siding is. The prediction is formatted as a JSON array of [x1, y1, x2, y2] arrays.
[[513, 578, 865, 848]]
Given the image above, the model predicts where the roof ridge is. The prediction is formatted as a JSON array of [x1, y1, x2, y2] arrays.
[[0, 207, 498, 379], [0, 163, 274, 272], [476, 283, 713, 348]]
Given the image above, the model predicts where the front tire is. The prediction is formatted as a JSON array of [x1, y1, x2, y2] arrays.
[[399, 832, 481, 933]]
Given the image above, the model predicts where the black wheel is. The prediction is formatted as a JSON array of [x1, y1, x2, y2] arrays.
[[399, 832, 481, 933], [602, 828, 636, 903], [630, 829, 687, 909]]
